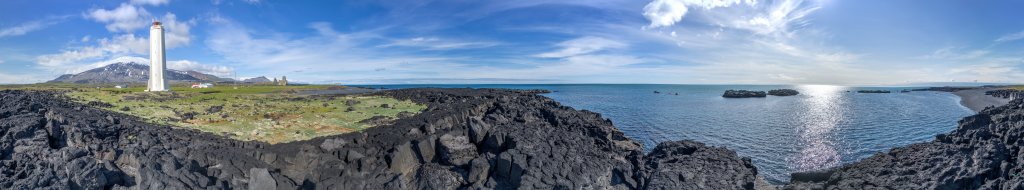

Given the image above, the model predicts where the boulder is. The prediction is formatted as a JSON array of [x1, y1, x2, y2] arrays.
[[438, 134, 477, 166], [248, 168, 277, 190], [644, 140, 758, 189]]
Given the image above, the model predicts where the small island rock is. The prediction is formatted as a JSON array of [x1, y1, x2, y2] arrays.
[[856, 90, 891, 93], [722, 90, 767, 98], [767, 89, 799, 96]]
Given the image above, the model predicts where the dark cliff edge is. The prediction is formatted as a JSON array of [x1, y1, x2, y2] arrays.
[[0, 88, 758, 189], [4, 88, 1021, 189]]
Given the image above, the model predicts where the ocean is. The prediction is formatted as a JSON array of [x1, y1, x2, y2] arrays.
[[352, 84, 974, 183]]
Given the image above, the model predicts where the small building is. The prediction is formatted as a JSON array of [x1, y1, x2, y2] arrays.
[[279, 76, 288, 86], [114, 85, 123, 89], [191, 83, 214, 88]]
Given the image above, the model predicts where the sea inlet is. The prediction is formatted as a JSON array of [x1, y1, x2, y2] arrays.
[[357, 84, 973, 183]]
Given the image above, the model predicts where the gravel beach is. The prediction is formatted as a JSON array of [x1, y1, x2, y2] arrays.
[[952, 88, 1011, 112]]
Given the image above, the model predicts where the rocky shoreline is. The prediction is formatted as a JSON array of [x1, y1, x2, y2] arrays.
[[786, 98, 1024, 189], [0, 89, 760, 189], [2, 88, 1023, 189]]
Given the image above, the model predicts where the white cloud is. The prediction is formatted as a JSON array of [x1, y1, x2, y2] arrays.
[[914, 46, 1024, 83], [534, 36, 627, 58], [130, 0, 170, 6], [635, 0, 906, 84], [168, 60, 234, 76], [922, 47, 989, 60], [37, 46, 108, 69], [734, 0, 818, 37], [85, 4, 152, 33], [0, 71, 50, 84], [995, 30, 1024, 43], [205, 19, 466, 82], [35, 56, 232, 78], [161, 13, 196, 48], [948, 59, 1024, 83], [211, 0, 261, 5], [380, 37, 499, 50], [39, 10, 193, 74], [36, 33, 159, 73], [0, 17, 66, 38], [642, 0, 757, 28]]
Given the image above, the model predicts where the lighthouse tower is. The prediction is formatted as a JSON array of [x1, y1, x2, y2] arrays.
[[147, 21, 168, 92]]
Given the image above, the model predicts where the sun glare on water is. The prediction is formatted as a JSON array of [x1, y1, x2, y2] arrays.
[[791, 85, 847, 172]]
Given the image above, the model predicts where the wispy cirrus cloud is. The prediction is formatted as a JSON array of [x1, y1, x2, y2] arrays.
[[130, 0, 170, 6], [0, 16, 68, 38], [534, 36, 627, 58], [995, 30, 1024, 43], [379, 37, 499, 50], [636, 0, 885, 84], [205, 17, 468, 82]]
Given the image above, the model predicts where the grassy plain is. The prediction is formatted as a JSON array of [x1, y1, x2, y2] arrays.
[[1, 83, 425, 143]]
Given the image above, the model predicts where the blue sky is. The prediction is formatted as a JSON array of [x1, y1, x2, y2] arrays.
[[2, 0, 1024, 85]]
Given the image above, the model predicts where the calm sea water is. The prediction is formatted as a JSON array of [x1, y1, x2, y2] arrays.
[[353, 84, 973, 183]]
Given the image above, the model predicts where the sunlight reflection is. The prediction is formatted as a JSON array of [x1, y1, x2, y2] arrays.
[[792, 85, 845, 172]]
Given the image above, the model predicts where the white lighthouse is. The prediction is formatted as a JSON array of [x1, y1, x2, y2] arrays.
[[147, 21, 168, 92]]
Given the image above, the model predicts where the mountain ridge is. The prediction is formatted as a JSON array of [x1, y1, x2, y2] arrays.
[[47, 62, 235, 84]]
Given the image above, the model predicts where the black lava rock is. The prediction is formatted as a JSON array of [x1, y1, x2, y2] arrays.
[[767, 89, 799, 96], [986, 89, 1024, 99], [644, 140, 760, 189], [786, 99, 1024, 189], [723, 90, 767, 98], [9, 87, 1018, 189], [856, 90, 891, 93]]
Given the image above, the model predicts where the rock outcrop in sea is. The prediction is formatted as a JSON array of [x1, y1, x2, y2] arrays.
[[856, 90, 891, 93], [767, 89, 799, 96], [723, 90, 767, 98], [0, 89, 760, 189]]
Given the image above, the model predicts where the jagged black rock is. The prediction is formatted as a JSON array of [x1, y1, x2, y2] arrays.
[[0, 89, 759, 189], [8, 88, 1020, 189]]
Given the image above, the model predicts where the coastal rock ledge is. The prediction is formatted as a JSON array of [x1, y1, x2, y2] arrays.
[[3, 88, 1024, 189], [0, 89, 758, 189]]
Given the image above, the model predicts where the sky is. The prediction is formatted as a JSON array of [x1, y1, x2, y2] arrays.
[[1, 0, 1024, 85]]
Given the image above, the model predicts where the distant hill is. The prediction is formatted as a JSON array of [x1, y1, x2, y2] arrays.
[[242, 76, 271, 83], [48, 62, 230, 84], [182, 70, 234, 82]]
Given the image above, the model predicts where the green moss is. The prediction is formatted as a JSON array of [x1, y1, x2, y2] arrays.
[[28, 84, 427, 144]]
